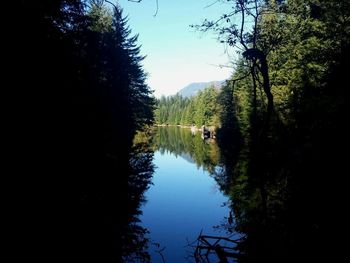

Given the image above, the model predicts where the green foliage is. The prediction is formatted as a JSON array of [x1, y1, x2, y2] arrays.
[[211, 0, 350, 261], [154, 86, 221, 127], [88, 2, 113, 32], [153, 126, 220, 173]]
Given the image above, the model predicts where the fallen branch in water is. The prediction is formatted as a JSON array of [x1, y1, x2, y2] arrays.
[[186, 232, 244, 263]]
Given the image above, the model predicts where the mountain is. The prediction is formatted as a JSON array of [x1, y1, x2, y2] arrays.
[[177, 80, 225, 98]]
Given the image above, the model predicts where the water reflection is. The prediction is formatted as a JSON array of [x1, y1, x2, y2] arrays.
[[125, 125, 340, 262], [138, 127, 230, 262], [153, 126, 220, 174], [121, 131, 155, 262], [214, 126, 340, 262]]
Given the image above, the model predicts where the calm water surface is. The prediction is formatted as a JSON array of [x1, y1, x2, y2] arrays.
[[127, 124, 335, 262], [140, 127, 230, 262]]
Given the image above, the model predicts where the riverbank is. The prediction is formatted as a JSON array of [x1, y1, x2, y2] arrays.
[[154, 124, 218, 140], [155, 124, 218, 131]]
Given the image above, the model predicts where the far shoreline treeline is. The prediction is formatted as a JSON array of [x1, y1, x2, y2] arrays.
[[154, 85, 222, 128]]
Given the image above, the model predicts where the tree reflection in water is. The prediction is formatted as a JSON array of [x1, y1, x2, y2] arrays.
[[212, 118, 345, 262], [150, 126, 335, 262], [124, 127, 226, 263], [127, 126, 340, 262], [153, 126, 220, 174], [120, 130, 155, 262]]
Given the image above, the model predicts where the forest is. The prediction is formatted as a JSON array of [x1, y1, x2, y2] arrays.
[[16, 0, 349, 262], [156, 0, 349, 261], [17, 0, 154, 262], [154, 86, 221, 127], [199, 0, 349, 262]]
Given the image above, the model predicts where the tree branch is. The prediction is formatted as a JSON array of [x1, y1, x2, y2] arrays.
[[153, 0, 159, 17], [228, 72, 251, 85], [104, 0, 117, 10], [253, 0, 258, 49], [239, 0, 248, 50], [204, 0, 220, 9]]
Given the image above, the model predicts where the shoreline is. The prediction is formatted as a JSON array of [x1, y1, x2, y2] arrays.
[[155, 124, 217, 130]]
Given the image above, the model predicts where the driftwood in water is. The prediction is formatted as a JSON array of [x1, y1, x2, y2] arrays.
[[192, 234, 242, 263]]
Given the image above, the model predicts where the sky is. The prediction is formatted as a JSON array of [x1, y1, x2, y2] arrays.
[[118, 0, 235, 98]]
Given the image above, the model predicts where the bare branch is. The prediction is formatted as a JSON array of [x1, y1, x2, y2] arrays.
[[239, 0, 248, 50], [153, 0, 159, 17], [204, 0, 220, 9], [201, 10, 240, 32], [228, 72, 251, 84], [104, 0, 117, 10], [252, 0, 259, 49], [155, 246, 166, 263]]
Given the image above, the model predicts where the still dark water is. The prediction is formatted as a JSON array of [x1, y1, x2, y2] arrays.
[[125, 125, 341, 263], [135, 127, 234, 262]]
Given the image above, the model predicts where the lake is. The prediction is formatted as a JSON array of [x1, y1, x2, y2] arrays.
[[134, 127, 235, 262]]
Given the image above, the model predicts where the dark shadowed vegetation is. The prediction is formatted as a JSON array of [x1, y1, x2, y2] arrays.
[[16, 0, 350, 262], [17, 0, 154, 262], [193, 0, 350, 262]]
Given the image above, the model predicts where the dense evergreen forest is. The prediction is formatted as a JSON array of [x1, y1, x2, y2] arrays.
[[196, 0, 349, 262], [16, 0, 349, 262], [17, 1, 154, 262], [154, 86, 221, 127]]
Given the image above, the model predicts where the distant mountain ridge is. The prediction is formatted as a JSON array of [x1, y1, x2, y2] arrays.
[[177, 80, 226, 97]]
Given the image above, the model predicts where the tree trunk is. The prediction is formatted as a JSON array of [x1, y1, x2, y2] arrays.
[[243, 48, 274, 125], [259, 52, 274, 124]]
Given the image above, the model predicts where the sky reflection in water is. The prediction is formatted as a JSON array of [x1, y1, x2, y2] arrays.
[[141, 150, 229, 263]]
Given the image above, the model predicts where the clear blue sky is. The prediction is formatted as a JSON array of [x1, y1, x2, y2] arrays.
[[118, 0, 234, 97]]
